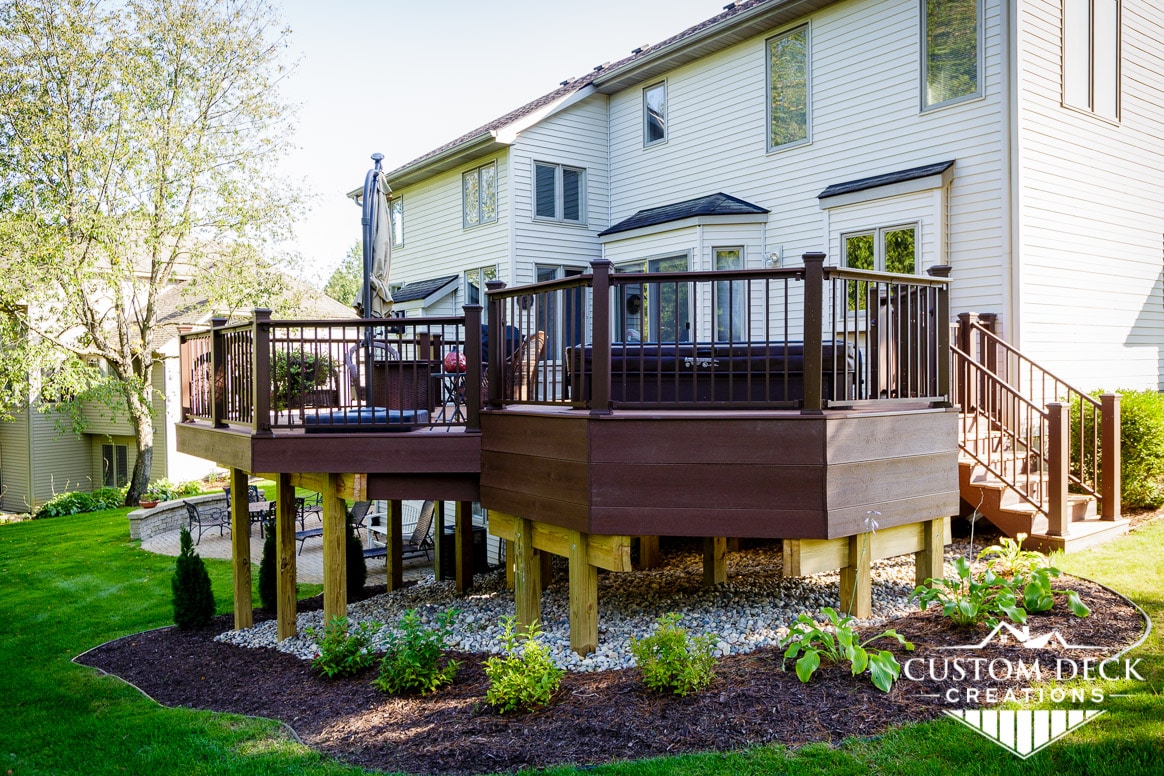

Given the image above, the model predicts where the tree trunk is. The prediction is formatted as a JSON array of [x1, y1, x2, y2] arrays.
[[123, 383, 155, 506]]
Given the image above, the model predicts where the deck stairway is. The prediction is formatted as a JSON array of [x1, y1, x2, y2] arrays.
[[953, 314, 1129, 552]]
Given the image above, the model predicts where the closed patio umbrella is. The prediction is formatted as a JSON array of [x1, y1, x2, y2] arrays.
[[358, 152, 394, 318]]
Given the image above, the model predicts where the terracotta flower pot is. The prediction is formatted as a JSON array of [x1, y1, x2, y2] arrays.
[[139, 500, 159, 509]]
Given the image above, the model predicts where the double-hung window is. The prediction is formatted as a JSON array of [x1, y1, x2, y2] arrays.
[[463, 162, 497, 228], [1063, 0, 1120, 120], [922, 0, 982, 109], [767, 25, 810, 150], [389, 196, 403, 247], [616, 255, 690, 343], [534, 162, 585, 224], [643, 82, 667, 145]]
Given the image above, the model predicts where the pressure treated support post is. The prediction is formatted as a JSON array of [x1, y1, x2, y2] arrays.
[[540, 551, 554, 591], [386, 500, 404, 591], [275, 473, 297, 640], [454, 500, 474, 593], [1047, 402, 1069, 537], [839, 532, 872, 619], [251, 308, 272, 436], [703, 537, 727, 587], [914, 517, 946, 588], [504, 539, 514, 590], [635, 536, 660, 570], [1101, 393, 1121, 521], [322, 473, 347, 624], [431, 500, 445, 580], [513, 516, 541, 632], [229, 468, 253, 630], [801, 252, 825, 414], [567, 529, 598, 656]]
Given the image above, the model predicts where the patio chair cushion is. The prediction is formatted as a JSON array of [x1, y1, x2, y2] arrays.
[[302, 407, 429, 432]]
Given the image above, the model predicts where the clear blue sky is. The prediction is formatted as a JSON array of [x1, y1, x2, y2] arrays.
[[277, 0, 720, 286]]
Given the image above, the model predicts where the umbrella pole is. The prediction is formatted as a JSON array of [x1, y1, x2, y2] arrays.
[[361, 153, 384, 408]]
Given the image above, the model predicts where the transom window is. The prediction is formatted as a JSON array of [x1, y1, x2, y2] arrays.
[[534, 162, 585, 224], [843, 225, 918, 274], [1063, 0, 1120, 120], [767, 25, 810, 150], [462, 162, 497, 228], [922, 0, 981, 109], [643, 82, 667, 145]]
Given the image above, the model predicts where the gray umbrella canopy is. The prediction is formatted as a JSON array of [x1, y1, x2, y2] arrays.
[[358, 153, 394, 318]]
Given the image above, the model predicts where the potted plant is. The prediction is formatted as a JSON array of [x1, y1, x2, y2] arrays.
[[140, 483, 168, 509], [272, 350, 337, 410]]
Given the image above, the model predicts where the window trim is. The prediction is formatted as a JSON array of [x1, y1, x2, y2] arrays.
[[841, 222, 920, 274], [643, 81, 668, 147], [1061, 0, 1122, 122], [765, 23, 812, 153], [462, 162, 498, 229], [919, 0, 984, 112], [532, 161, 587, 225]]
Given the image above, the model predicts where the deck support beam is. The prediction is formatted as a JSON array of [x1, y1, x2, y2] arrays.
[[454, 500, 474, 593], [385, 500, 404, 591], [838, 532, 872, 619], [914, 517, 946, 587], [229, 468, 253, 630], [567, 529, 598, 655], [703, 537, 727, 587], [275, 473, 297, 640], [513, 516, 542, 632], [322, 473, 347, 625]]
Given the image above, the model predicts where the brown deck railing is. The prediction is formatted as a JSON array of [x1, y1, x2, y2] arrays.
[[180, 308, 481, 433], [485, 253, 950, 413], [952, 315, 1121, 529]]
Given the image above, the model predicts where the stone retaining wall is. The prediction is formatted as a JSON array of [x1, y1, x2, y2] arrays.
[[128, 493, 226, 541]]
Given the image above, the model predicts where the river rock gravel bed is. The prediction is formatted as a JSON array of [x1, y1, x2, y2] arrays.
[[216, 538, 979, 671]]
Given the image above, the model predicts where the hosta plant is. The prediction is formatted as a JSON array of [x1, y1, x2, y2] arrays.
[[912, 556, 1027, 627], [978, 533, 1047, 579], [1014, 566, 1091, 617], [779, 607, 913, 692]]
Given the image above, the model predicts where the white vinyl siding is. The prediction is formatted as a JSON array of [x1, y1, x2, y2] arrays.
[[1014, 0, 1164, 390], [1062, 0, 1120, 120], [607, 0, 1006, 319]]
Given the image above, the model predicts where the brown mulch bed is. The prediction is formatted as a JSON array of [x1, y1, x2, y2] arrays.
[[77, 577, 1144, 776]]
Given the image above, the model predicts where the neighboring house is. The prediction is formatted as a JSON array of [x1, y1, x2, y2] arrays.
[[376, 0, 1163, 393], [0, 278, 355, 513]]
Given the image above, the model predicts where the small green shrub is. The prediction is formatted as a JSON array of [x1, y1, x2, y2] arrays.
[[1072, 389, 1164, 508], [373, 609, 460, 695], [911, 556, 1027, 627], [305, 616, 381, 678], [1013, 566, 1091, 617], [90, 487, 127, 510], [484, 617, 564, 713], [978, 533, 1047, 579], [35, 490, 97, 519], [780, 607, 913, 693], [171, 527, 216, 629], [144, 478, 203, 503], [273, 350, 335, 409], [258, 515, 278, 611], [629, 613, 718, 696]]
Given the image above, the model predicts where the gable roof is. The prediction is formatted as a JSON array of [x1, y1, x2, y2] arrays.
[[391, 275, 459, 304], [381, 0, 842, 191], [598, 192, 769, 237]]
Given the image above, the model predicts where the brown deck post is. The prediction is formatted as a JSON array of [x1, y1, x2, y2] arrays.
[[1101, 393, 1121, 521], [386, 500, 404, 591], [210, 316, 228, 428], [275, 473, 297, 640], [914, 517, 945, 588], [252, 308, 272, 436], [485, 280, 506, 409], [801, 252, 825, 414], [589, 259, 613, 416], [926, 267, 952, 405], [513, 516, 542, 631], [702, 537, 727, 587], [568, 529, 598, 655], [229, 468, 253, 630], [178, 325, 192, 422], [839, 532, 872, 619], [322, 473, 348, 624], [1047, 402, 1068, 537], [454, 500, 474, 593], [464, 303, 482, 432]]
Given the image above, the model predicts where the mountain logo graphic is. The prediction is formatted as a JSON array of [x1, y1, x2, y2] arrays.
[[940, 622, 1102, 651], [945, 709, 1105, 759]]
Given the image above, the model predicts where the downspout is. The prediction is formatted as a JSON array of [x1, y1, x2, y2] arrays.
[[1003, 0, 1021, 344]]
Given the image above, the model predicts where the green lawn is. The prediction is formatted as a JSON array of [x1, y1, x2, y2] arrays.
[[0, 510, 1160, 775]]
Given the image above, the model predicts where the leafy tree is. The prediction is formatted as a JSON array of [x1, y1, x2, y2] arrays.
[[0, 0, 302, 504], [324, 242, 362, 307]]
